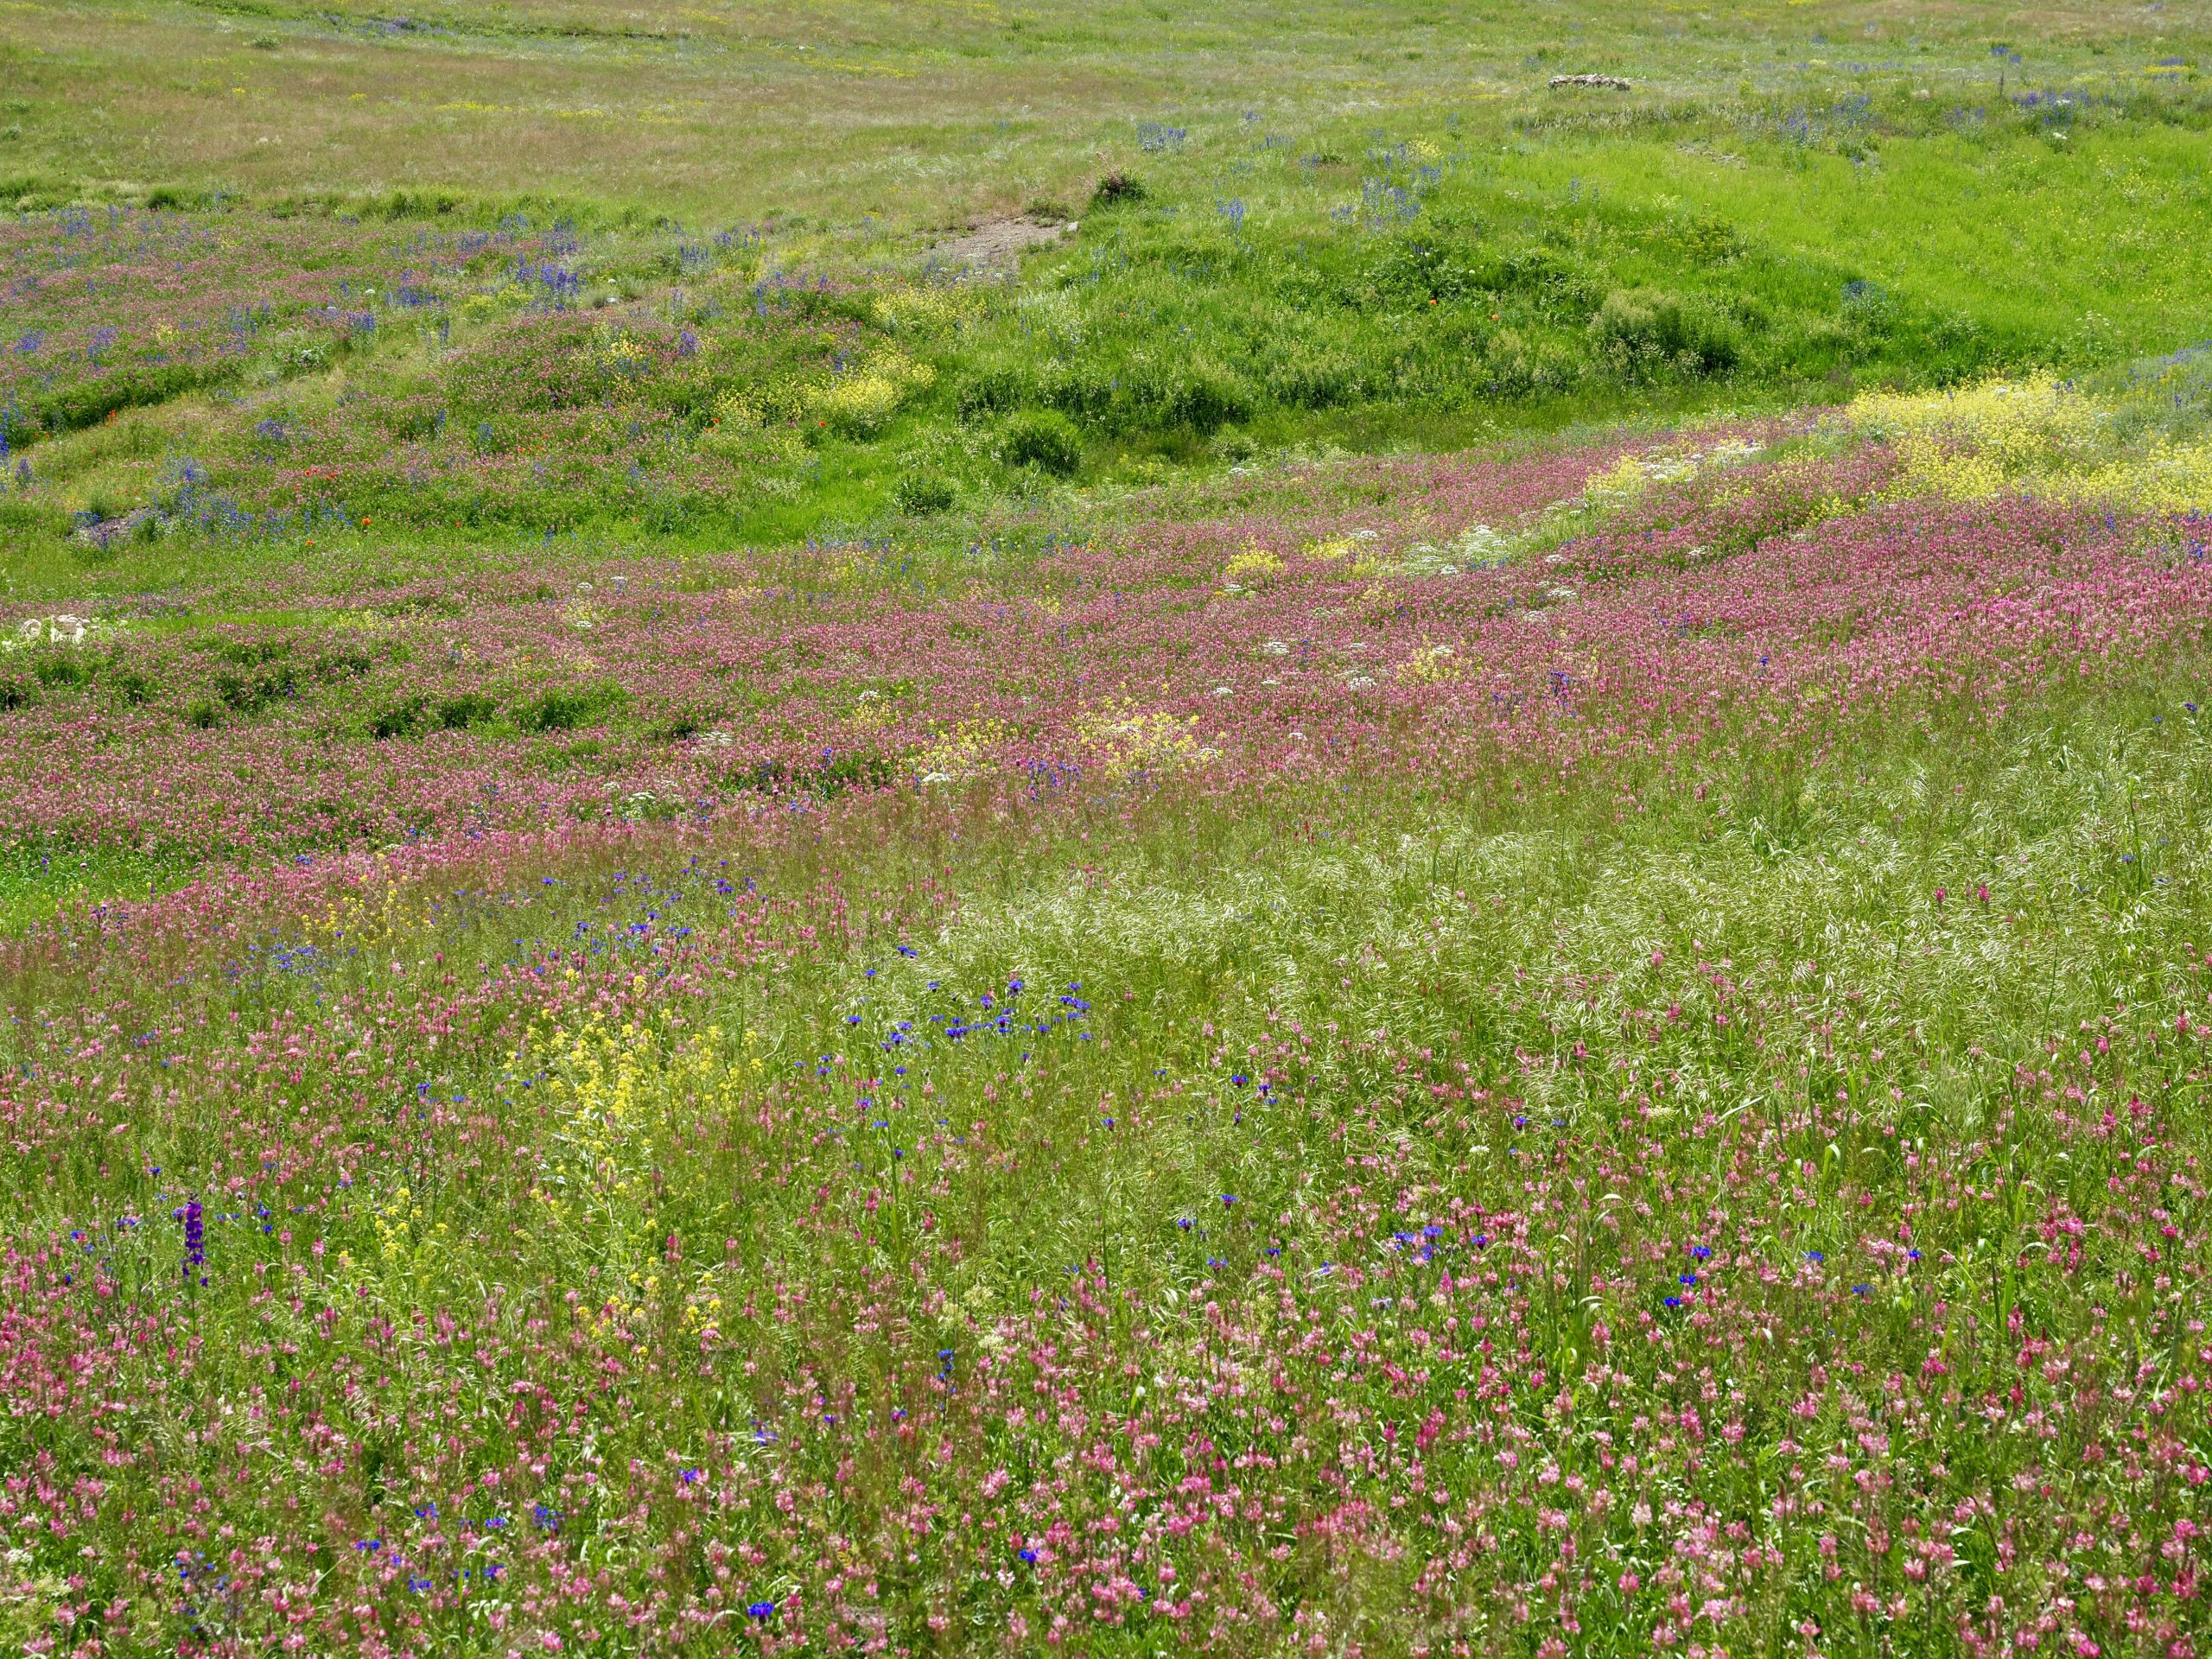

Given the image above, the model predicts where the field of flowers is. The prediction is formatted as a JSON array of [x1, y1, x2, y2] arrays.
[[9, 7, 2212, 1655], [3, 386, 2212, 1654]]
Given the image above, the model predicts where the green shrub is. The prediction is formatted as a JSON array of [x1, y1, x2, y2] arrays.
[[1090, 172, 1147, 208], [997, 410, 1083, 475], [893, 472, 956, 514], [1480, 328, 1575, 397], [1587, 288, 1741, 378], [436, 694, 499, 730], [370, 698, 428, 741], [518, 683, 626, 732], [31, 653, 92, 689], [108, 667, 157, 706]]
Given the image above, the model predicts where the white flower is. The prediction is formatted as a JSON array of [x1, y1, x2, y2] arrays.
[[1262, 639, 1290, 655], [1344, 673, 1375, 690], [1211, 685, 1234, 697]]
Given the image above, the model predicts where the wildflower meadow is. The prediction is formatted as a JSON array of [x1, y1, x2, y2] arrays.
[[6, 3, 2212, 1657]]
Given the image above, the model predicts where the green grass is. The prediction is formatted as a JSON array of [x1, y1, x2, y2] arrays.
[[0, 841, 194, 931]]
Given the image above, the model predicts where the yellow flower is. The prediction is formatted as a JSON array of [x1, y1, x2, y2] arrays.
[[1075, 702, 1217, 779], [1220, 544, 1286, 594], [909, 719, 1009, 786]]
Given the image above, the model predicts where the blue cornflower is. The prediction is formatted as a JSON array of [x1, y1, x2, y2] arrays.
[[747, 1601, 776, 1621], [1018, 1548, 1039, 1564]]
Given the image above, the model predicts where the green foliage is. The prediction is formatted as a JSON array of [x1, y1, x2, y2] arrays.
[[517, 683, 627, 732], [995, 408, 1084, 474], [1585, 286, 1740, 377], [891, 471, 956, 514], [1089, 171, 1147, 208]]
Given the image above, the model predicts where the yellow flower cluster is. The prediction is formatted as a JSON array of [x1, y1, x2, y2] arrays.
[[513, 1014, 763, 1357], [1220, 544, 1286, 593], [1393, 644, 1462, 684], [801, 350, 938, 435], [1847, 372, 2212, 513], [909, 719, 1011, 786], [1581, 438, 1767, 510], [1076, 702, 1217, 779], [872, 286, 979, 334]]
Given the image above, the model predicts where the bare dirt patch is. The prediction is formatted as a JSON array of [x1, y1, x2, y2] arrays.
[[925, 216, 1073, 277]]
